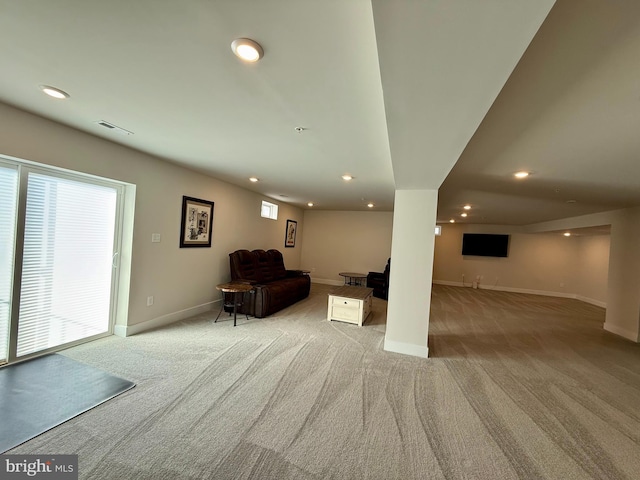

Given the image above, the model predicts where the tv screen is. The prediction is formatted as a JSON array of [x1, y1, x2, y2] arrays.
[[462, 233, 510, 257]]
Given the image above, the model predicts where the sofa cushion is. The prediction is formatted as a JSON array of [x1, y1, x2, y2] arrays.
[[252, 249, 275, 283], [230, 249, 261, 283], [267, 249, 287, 280], [254, 276, 310, 318]]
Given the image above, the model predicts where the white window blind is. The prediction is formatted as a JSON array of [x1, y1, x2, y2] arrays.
[[0, 165, 18, 362], [16, 172, 118, 357]]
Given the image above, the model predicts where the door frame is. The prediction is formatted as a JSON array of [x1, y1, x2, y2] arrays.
[[1, 155, 128, 365]]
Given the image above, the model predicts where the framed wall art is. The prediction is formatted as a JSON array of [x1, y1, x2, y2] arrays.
[[285, 219, 297, 248], [180, 195, 214, 248]]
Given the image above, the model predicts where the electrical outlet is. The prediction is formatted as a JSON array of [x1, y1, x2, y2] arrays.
[[151, 233, 161, 243], [311, 267, 316, 272], [147, 296, 154, 306]]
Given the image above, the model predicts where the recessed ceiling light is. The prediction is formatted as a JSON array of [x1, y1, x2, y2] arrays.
[[231, 38, 264, 62], [449, 219, 455, 223], [367, 203, 374, 208], [563, 232, 571, 237], [40, 85, 69, 99], [307, 202, 314, 207], [342, 175, 353, 181], [514, 171, 530, 179], [463, 205, 471, 210], [461, 213, 468, 217], [249, 177, 259, 182]]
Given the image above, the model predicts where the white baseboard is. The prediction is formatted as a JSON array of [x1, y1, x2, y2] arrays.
[[433, 280, 464, 287], [603, 322, 639, 342], [576, 295, 607, 309], [432, 280, 606, 308], [113, 324, 128, 337], [383, 338, 429, 358], [312, 278, 344, 286], [114, 300, 218, 337]]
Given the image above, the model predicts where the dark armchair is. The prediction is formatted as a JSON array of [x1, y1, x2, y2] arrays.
[[367, 258, 390, 300]]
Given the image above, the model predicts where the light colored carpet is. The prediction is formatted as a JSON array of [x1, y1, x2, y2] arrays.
[[8, 284, 640, 479]]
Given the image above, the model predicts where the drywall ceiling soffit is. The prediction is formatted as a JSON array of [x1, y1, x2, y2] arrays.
[[547, 225, 612, 236], [371, 0, 556, 191], [438, 0, 640, 226]]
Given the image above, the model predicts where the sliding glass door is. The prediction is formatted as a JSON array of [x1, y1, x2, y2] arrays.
[[0, 165, 18, 364], [0, 156, 124, 364], [15, 171, 119, 357]]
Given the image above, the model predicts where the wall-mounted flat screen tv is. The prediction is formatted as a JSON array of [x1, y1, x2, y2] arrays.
[[462, 233, 510, 257]]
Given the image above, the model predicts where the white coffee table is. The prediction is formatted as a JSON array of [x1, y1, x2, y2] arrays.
[[327, 286, 373, 326]]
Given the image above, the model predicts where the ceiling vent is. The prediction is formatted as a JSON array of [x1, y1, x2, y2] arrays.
[[94, 120, 134, 136]]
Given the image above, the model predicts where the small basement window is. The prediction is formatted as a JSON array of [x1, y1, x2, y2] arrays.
[[261, 201, 278, 220]]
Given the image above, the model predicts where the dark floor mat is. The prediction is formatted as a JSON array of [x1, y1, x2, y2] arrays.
[[0, 353, 135, 453]]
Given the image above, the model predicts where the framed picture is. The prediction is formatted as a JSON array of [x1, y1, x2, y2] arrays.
[[180, 196, 214, 248], [285, 219, 297, 248]]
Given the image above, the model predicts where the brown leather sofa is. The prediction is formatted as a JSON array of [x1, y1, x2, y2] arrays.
[[228, 249, 311, 318]]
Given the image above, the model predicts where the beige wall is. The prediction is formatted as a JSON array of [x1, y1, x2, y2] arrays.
[[0, 102, 304, 333], [300, 210, 393, 284], [574, 235, 610, 305], [434, 223, 609, 305], [525, 207, 640, 341]]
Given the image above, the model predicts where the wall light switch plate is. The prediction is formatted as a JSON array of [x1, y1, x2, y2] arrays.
[[151, 233, 161, 243]]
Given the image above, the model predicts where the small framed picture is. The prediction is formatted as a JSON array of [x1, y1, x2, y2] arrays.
[[285, 219, 297, 248], [180, 196, 214, 248]]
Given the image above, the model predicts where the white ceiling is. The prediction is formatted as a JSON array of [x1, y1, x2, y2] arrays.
[[0, 0, 638, 226]]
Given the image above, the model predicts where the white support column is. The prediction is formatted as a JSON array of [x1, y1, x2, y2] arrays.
[[384, 189, 438, 358], [604, 207, 640, 342]]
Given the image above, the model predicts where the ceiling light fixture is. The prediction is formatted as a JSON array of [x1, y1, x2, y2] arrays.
[[342, 175, 353, 181], [249, 177, 259, 182], [461, 213, 468, 217], [514, 171, 530, 179], [231, 38, 264, 62], [563, 232, 571, 237], [449, 219, 455, 223], [307, 202, 314, 207], [40, 85, 69, 99], [367, 203, 374, 208], [463, 205, 471, 210]]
